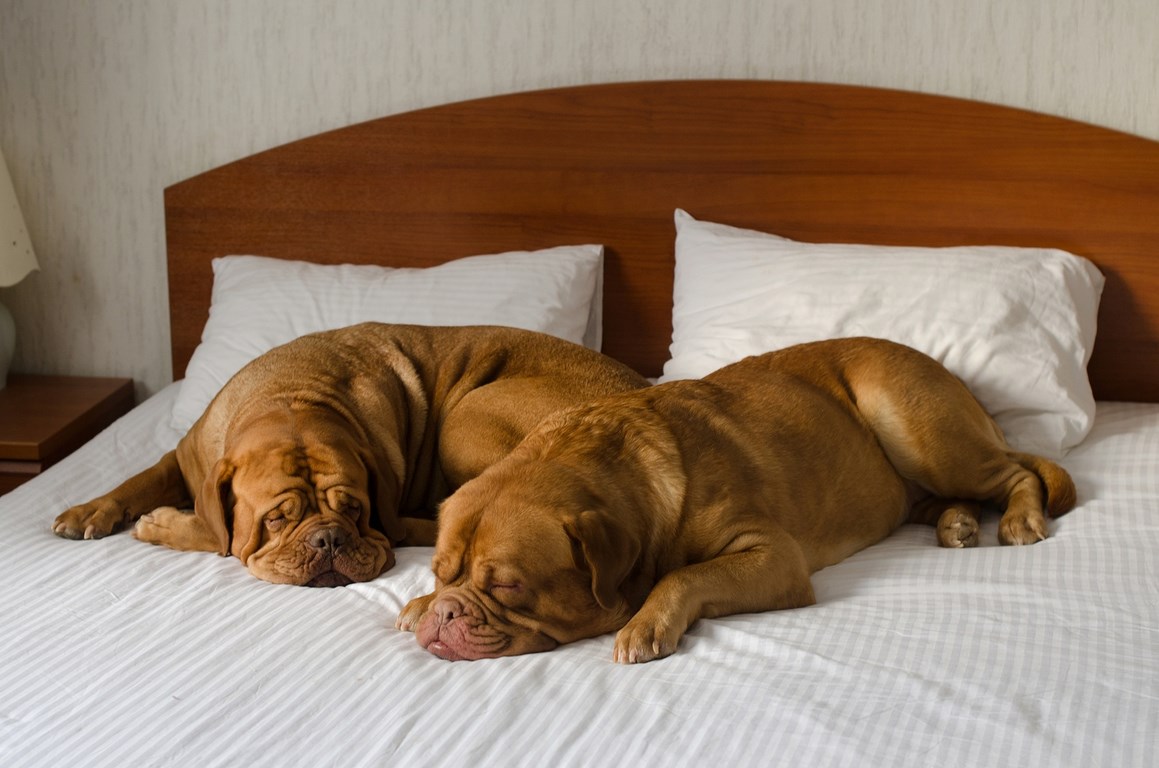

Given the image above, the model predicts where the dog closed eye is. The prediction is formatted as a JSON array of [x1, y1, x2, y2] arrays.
[[484, 579, 529, 607], [326, 488, 362, 517], [264, 496, 303, 531]]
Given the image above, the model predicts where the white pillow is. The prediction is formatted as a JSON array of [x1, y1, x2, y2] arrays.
[[170, 246, 605, 431], [662, 210, 1105, 457]]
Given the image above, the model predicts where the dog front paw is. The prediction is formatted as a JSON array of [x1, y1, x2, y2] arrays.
[[612, 615, 682, 664], [397, 593, 437, 632], [131, 506, 180, 545], [53, 498, 128, 540], [131, 506, 227, 553]]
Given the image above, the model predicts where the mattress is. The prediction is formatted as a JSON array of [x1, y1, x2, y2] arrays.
[[2, 386, 1156, 767]]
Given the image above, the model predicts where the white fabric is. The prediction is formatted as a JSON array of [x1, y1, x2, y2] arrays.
[[663, 210, 1105, 457], [170, 247, 606, 430], [2, 388, 1157, 767]]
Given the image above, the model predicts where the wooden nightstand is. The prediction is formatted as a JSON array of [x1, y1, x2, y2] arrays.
[[0, 374, 136, 494]]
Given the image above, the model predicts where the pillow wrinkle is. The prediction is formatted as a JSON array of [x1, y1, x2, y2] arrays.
[[663, 209, 1104, 457], [170, 247, 605, 431]]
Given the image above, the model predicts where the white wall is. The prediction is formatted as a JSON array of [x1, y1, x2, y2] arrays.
[[2, 0, 1156, 396]]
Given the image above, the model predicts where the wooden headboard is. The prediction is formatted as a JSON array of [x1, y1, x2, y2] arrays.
[[165, 80, 1159, 402]]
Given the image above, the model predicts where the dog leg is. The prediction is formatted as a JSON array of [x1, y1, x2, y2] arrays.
[[996, 472, 1049, 545], [53, 450, 191, 540], [132, 505, 223, 552], [612, 530, 815, 664], [399, 516, 438, 546], [852, 354, 1071, 547], [997, 451, 1078, 545]]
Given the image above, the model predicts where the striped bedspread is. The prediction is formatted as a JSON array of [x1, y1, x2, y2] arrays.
[[2, 387, 1156, 767]]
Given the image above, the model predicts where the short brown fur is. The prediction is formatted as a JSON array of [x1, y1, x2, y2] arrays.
[[399, 337, 1075, 662], [53, 323, 647, 586]]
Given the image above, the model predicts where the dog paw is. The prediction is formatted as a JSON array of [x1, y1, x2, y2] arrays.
[[52, 499, 127, 540], [998, 511, 1048, 546], [937, 506, 980, 548], [396, 593, 436, 632], [131, 507, 177, 544], [612, 617, 682, 664]]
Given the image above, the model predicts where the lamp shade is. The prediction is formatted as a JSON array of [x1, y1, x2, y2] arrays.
[[0, 149, 38, 287]]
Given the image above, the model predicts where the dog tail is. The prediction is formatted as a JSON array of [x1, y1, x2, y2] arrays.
[[1015, 453, 1077, 518]]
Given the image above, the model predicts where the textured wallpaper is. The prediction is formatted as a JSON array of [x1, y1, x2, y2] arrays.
[[1, 0, 1156, 396]]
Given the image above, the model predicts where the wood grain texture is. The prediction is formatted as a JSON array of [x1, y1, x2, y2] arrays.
[[0, 374, 135, 493], [4, 2, 1159, 396], [165, 80, 1159, 401]]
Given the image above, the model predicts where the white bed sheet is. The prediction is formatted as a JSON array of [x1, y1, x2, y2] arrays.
[[1, 386, 1156, 768]]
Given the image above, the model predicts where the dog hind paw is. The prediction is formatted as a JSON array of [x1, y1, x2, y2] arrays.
[[998, 512, 1048, 546], [936, 506, 980, 548]]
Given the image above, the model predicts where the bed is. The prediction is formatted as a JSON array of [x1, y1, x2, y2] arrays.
[[3, 81, 1158, 767]]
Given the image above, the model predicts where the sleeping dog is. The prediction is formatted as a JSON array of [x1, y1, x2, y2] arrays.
[[53, 323, 647, 586], [398, 337, 1076, 662]]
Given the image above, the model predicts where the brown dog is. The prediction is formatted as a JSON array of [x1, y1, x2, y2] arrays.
[[398, 337, 1076, 662], [53, 323, 647, 586]]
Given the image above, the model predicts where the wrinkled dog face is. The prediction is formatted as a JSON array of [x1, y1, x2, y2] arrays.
[[411, 465, 634, 660], [212, 412, 393, 586]]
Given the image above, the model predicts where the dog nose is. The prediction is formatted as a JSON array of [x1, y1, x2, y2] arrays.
[[433, 595, 465, 624], [308, 527, 348, 554]]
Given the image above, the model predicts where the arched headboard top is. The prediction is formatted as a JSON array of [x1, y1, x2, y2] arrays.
[[166, 80, 1159, 400]]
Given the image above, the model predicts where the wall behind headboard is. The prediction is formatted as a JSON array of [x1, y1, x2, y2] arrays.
[[1, 0, 1156, 397]]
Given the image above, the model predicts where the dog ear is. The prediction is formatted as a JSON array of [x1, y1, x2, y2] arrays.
[[563, 509, 640, 611], [194, 458, 235, 557], [428, 495, 479, 586], [362, 448, 406, 542]]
